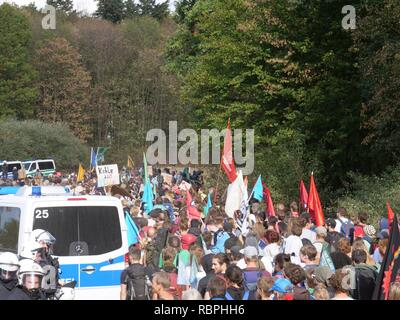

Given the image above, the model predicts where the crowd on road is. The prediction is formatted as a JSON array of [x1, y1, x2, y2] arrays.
[[1, 165, 400, 300]]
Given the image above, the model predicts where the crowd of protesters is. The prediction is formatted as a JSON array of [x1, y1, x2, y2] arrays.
[[2, 164, 400, 301]]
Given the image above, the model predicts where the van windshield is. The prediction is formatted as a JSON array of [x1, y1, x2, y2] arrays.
[[38, 161, 54, 171], [0, 207, 21, 253], [33, 206, 122, 256], [24, 163, 32, 170]]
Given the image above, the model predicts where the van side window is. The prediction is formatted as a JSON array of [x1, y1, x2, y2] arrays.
[[0, 207, 21, 253], [38, 161, 54, 171], [33, 206, 122, 256]]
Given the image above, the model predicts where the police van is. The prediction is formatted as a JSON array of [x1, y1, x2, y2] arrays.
[[0, 186, 128, 300], [0, 160, 23, 179], [23, 159, 56, 178]]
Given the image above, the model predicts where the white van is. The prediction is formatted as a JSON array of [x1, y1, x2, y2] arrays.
[[0, 186, 128, 300], [23, 159, 56, 178], [0, 160, 23, 179]]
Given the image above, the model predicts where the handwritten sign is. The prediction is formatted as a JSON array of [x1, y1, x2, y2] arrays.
[[96, 164, 120, 187]]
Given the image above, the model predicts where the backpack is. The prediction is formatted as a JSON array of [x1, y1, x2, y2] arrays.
[[225, 290, 250, 301], [352, 265, 378, 300], [243, 269, 263, 291], [338, 218, 354, 239], [126, 264, 150, 300]]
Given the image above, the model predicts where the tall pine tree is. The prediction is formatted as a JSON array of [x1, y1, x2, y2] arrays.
[[46, 0, 74, 13], [95, 0, 125, 24]]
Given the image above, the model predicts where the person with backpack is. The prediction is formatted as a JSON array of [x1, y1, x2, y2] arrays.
[[241, 246, 270, 292], [335, 207, 354, 241], [121, 246, 151, 300], [224, 265, 256, 300], [350, 249, 378, 300], [210, 217, 231, 254]]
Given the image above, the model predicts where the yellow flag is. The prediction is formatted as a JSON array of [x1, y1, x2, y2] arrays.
[[77, 164, 85, 182], [127, 156, 134, 169]]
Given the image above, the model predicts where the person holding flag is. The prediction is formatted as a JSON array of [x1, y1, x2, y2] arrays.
[[141, 153, 154, 216]]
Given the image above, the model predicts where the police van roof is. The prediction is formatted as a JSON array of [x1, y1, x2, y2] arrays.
[[0, 186, 120, 203]]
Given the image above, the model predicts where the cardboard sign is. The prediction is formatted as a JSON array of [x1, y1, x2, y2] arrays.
[[96, 164, 120, 187]]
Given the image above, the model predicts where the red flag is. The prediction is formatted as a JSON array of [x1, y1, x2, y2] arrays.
[[307, 173, 325, 226], [221, 119, 237, 183], [262, 181, 275, 217], [299, 180, 308, 212], [387, 202, 395, 228]]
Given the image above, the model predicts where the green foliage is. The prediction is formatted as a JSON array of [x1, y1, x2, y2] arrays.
[[0, 120, 87, 170], [46, 0, 74, 13], [337, 165, 400, 226], [0, 3, 37, 120], [95, 0, 125, 23]]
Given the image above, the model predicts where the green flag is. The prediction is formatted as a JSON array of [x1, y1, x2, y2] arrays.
[[96, 147, 109, 164]]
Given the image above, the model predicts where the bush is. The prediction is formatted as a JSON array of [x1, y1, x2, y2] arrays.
[[336, 166, 400, 227], [0, 119, 88, 170]]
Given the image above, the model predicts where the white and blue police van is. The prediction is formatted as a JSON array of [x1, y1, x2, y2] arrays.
[[0, 186, 128, 300]]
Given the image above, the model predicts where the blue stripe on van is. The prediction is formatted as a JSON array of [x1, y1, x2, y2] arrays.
[[60, 255, 125, 288]]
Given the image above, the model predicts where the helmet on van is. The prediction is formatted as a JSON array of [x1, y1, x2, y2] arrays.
[[18, 259, 45, 291], [0, 252, 19, 281]]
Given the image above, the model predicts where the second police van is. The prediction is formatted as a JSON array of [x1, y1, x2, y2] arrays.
[[23, 159, 56, 178], [0, 186, 128, 300]]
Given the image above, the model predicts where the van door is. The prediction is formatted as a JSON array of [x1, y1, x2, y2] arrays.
[[32, 204, 126, 300]]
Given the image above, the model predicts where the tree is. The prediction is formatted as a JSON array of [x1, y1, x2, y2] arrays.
[[352, 0, 400, 173], [138, 0, 169, 20], [95, 0, 125, 23], [34, 37, 92, 142], [125, 0, 140, 18], [0, 120, 88, 169], [46, 0, 74, 13], [0, 3, 37, 119]]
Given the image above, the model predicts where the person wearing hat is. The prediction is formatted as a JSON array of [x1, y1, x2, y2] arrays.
[[270, 278, 293, 300], [237, 246, 271, 291], [362, 225, 376, 252]]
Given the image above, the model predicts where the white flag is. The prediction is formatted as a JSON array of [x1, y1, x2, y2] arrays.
[[225, 171, 245, 218]]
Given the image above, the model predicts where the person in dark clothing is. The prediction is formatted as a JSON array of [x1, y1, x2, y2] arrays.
[[1, 161, 8, 179], [330, 251, 352, 269], [325, 218, 344, 250], [197, 254, 215, 298], [225, 265, 256, 300], [121, 246, 151, 300], [0, 252, 19, 300], [350, 249, 378, 300], [7, 260, 46, 300]]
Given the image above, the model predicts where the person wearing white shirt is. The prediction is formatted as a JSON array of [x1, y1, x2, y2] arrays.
[[283, 223, 303, 265], [263, 230, 281, 261], [299, 213, 316, 243], [334, 207, 349, 233]]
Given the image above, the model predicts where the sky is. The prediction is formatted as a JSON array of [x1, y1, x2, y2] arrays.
[[0, 0, 175, 15]]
